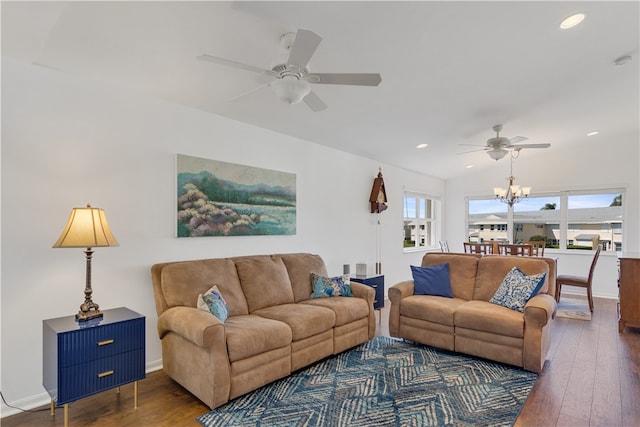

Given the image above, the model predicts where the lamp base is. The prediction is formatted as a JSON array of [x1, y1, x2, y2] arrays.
[[76, 308, 103, 322], [76, 300, 103, 322]]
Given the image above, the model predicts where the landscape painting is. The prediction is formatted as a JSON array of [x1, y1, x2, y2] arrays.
[[176, 154, 296, 237]]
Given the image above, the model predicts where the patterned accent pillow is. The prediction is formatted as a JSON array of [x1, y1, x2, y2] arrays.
[[490, 267, 546, 312], [197, 285, 229, 322], [310, 273, 353, 298]]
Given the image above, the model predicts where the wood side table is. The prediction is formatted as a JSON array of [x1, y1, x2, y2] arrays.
[[619, 254, 640, 332], [43, 307, 145, 426]]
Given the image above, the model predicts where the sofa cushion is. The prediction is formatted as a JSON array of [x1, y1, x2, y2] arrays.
[[224, 315, 292, 362], [421, 253, 480, 300], [235, 256, 295, 312], [253, 304, 335, 341], [474, 256, 549, 302], [160, 258, 249, 316], [196, 285, 229, 322], [455, 300, 524, 338], [399, 295, 468, 326], [411, 264, 453, 298], [279, 253, 329, 302], [310, 273, 352, 298], [301, 297, 369, 326], [489, 267, 546, 312]]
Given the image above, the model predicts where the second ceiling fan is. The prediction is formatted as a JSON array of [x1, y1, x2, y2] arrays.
[[459, 124, 551, 160], [197, 29, 382, 112]]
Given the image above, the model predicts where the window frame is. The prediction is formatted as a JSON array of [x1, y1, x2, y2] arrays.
[[403, 190, 442, 252], [466, 187, 624, 252]]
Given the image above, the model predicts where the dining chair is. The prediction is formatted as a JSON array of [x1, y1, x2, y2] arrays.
[[464, 242, 492, 254], [525, 241, 545, 256], [498, 244, 533, 256], [555, 246, 601, 312], [439, 241, 450, 252]]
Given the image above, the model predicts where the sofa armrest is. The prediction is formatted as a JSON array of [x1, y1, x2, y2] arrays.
[[349, 282, 376, 339], [157, 306, 225, 348], [349, 281, 375, 303], [524, 293, 557, 328]]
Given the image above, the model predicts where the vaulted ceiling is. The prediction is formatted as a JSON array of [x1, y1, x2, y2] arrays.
[[2, 1, 638, 179]]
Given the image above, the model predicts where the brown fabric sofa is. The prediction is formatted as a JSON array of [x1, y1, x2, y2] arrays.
[[389, 253, 557, 373], [151, 253, 375, 409]]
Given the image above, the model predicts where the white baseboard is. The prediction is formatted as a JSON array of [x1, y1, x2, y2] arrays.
[[1, 358, 163, 419]]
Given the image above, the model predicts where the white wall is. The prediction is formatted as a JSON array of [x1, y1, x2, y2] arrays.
[[0, 58, 442, 414], [445, 131, 640, 299]]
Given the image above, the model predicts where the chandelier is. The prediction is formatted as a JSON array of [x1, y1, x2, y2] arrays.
[[493, 151, 531, 207]]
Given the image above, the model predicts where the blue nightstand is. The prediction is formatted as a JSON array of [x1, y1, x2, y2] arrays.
[[43, 307, 145, 426], [351, 275, 384, 324]]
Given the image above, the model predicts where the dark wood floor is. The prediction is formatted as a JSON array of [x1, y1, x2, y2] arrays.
[[4, 297, 639, 426]]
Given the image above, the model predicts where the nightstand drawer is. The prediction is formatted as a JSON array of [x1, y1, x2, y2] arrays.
[[58, 318, 144, 367], [57, 349, 145, 404]]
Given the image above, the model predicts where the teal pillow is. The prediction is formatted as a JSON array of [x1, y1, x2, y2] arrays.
[[489, 267, 546, 312], [310, 273, 352, 298], [411, 263, 453, 298], [197, 285, 229, 322]]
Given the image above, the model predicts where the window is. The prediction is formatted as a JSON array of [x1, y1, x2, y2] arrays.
[[567, 192, 622, 251], [466, 189, 624, 252], [404, 191, 441, 250]]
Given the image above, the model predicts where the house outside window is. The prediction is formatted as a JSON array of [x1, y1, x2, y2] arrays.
[[404, 191, 441, 251]]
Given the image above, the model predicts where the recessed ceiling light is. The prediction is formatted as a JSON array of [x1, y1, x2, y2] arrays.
[[560, 13, 585, 29], [586, 131, 599, 136], [465, 165, 473, 169], [416, 143, 428, 149]]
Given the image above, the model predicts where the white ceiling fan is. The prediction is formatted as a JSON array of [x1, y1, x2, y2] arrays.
[[197, 29, 382, 112], [458, 124, 551, 160]]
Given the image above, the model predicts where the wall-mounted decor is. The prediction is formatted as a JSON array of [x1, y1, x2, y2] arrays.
[[369, 168, 388, 213], [177, 154, 296, 237]]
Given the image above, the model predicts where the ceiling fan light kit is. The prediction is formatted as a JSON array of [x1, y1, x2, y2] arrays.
[[270, 76, 311, 104]]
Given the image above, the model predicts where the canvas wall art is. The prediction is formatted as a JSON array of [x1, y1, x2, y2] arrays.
[[177, 154, 296, 237]]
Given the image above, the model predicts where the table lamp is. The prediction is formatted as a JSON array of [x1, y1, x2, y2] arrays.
[[53, 203, 119, 321]]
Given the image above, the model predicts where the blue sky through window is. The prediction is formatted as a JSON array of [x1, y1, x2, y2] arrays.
[[470, 193, 620, 215]]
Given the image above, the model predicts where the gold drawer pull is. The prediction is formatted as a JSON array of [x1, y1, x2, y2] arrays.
[[98, 370, 114, 378], [98, 339, 114, 346]]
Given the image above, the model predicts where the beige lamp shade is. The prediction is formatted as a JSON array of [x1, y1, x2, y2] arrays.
[[53, 204, 119, 248]]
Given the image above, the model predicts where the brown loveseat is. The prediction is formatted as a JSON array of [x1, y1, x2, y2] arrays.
[[389, 253, 557, 373], [151, 253, 375, 409]]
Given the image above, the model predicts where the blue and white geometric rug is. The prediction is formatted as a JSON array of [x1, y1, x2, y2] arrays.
[[197, 336, 537, 427]]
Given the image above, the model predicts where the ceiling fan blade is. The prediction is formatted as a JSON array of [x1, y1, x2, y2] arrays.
[[508, 136, 528, 144], [303, 90, 328, 112], [307, 73, 382, 86], [229, 82, 271, 101], [458, 143, 487, 147], [457, 148, 487, 155], [509, 143, 551, 149], [287, 29, 322, 69], [197, 54, 277, 77]]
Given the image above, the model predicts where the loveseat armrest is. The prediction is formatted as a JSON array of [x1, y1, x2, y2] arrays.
[[524, 293, 557, 328], [388, 280, 415, 304], [388, 280, 415, 337], [157, 306, 225, 349]]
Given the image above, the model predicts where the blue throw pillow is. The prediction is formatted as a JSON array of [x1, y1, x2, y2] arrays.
[[197, 285, 229, 322], [489, 267, 546, 312], [310, 273, 352, 298], [411, 263, 453, 298]]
